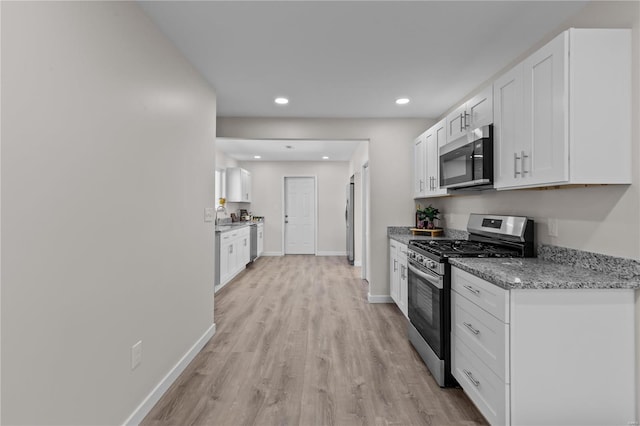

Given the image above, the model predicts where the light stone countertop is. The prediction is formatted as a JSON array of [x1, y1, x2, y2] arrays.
[[448, 257, 640, 290], [216, 220, 263, 233], [387, 226, 467, 245]]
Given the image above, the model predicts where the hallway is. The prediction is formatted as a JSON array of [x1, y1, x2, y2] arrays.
[[142, 256, 485, 425]]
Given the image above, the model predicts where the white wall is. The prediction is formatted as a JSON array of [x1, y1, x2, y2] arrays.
[[237, 161, 350, 255], [218, 118, 432, 299], [424, 1, 640, 418], [1, 2, 216, 424], [349, 141, 369, 267]]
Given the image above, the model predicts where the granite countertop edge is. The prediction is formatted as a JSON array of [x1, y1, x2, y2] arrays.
[[216, 221, 263, 233], [448, 258, 640, 290]]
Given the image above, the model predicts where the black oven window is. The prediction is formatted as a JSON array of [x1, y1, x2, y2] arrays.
[[409, 272, 442, 358]]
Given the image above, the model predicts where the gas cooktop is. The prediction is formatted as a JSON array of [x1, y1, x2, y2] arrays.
[[409, 239, 520, 258]]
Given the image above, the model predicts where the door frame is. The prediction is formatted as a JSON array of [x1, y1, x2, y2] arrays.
[[282, 176, 318, 255], [362, 162, 370, 282]]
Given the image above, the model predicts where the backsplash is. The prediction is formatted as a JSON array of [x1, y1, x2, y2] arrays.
[[538, 244, 640, 280]]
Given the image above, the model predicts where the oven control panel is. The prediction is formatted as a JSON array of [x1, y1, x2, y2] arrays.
[[408, 249, 444, 275]]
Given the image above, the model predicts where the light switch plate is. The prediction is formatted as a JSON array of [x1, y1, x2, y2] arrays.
[[548, 218, 558, 237], [204, 208, 215, 223]]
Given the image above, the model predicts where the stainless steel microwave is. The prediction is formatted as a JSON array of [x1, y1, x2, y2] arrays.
[[439, 125, 493, 190]]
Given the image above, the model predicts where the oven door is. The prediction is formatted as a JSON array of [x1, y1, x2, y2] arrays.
[[408, 260, 445, 358]]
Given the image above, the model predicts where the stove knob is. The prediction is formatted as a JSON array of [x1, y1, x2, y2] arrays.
[[427, 260, 436, 269], [417, 255, 424, 263]]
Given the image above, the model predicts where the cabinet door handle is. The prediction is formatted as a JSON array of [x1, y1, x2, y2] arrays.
[[463, 369, 480, 387], [459, 113, 464, 133], [463, 284, 480, 295], [514, 152, 521, 178], [463, 322, 480, 335], [521, 150, 529, 175], [463, 111, 470, 129], [229, 245, 233, 254], [419, 179, 424, 192]]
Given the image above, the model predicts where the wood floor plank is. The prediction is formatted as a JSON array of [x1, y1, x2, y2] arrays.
[[142, 256, 487, 426]]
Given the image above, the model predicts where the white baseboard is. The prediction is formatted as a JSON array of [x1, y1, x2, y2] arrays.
[[368, 293, 393, 303], [123, 323, 216, 426], [354, 261, 362, 267], [316, 251, 347, 256], [262, 251, 283, 256]]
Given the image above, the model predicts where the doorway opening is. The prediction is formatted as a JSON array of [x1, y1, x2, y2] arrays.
[[283, 176, 317, 255]]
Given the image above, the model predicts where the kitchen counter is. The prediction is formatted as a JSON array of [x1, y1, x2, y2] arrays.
[[449, 257, 640, 290], [387, 226, 468, 245], [216, 220, 262, 233]]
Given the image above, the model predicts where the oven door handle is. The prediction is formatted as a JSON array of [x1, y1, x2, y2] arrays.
[[408, 263, 443, 290]]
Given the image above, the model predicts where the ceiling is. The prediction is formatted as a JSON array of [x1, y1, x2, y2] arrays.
[[216, 138, 365, 162], [139, 1, 588, 119]]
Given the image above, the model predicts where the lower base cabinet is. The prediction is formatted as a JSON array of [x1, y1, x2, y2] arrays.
[[215, 227, 251, 292], [389, 239, 408, 319], [451, 266, 636, 425], [257, 223, 264, 258]]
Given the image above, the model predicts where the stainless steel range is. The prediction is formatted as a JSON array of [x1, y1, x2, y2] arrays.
[[407, 214, 534, 387]]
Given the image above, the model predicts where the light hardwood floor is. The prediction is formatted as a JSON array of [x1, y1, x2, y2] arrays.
[[142, 256, 487, 426]]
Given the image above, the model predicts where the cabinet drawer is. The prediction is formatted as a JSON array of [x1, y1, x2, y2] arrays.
[[451, 267, 509, 322], [452, 291, 509, 382], [452, 336, 509, 426]]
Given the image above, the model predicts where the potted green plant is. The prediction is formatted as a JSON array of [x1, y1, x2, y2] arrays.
[[416, 205, 440, 229]]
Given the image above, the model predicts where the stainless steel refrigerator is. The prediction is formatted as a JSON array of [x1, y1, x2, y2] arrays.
[[346, 177, 354, 265]]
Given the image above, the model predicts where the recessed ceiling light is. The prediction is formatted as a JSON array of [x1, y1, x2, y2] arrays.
[[285, 145, 294, 149], [322, 156, 329, 160], [395, 98, 410, 105], [253, 155, 261, 159], [275, 97, 289, 105]]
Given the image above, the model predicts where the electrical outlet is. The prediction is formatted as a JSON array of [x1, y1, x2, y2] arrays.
[[548, 218, 558, 237], [131, 340, 142, 370], [204, 208, 215, 223]]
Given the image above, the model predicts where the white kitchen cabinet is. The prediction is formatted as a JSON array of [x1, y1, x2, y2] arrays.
[[226, 167, 252, 202], [389, 239, 408, 319], [413, 131, 427, 198], [494, 28, 631, 190], [389, 240, 400, 304], [414, 121, 448, 199], [239, 230, 250, 266], [425, 119, 448, 197], [397, 245, 408, 318], [215, 226, 252, 292], [451, 266, 636, 425], [445, 84, 493, 143], [257, 223, 264, 258]]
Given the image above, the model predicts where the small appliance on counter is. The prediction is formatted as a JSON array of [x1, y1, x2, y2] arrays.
[[407, 213, 534, 387]]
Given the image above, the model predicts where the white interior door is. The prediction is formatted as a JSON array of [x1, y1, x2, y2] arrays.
[[284, 177, 315, 254]]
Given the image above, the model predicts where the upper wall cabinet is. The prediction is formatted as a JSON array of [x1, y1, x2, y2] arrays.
[[494, 28, 631, 190], [413, 131, 427, 198], [226, 167, 252, 202], [413, 120, 449, 199], [445, 85, 493, 143]]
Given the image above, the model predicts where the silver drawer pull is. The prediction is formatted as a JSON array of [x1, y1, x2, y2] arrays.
[[463, 284, 480, 295], [463, 369, 480, 387], [463, 322, 480, 335]]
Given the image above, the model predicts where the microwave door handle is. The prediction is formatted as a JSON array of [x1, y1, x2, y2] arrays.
[[408, 263, 443, 290]]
